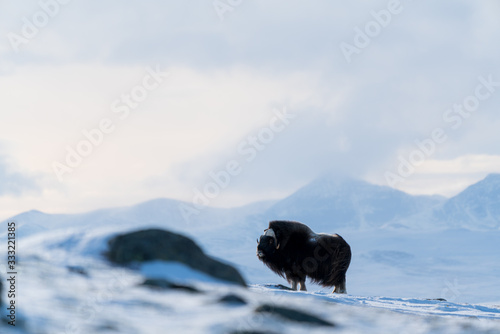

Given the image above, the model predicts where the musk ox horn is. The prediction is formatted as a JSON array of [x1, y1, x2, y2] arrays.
[[264, 228, 279, 248]]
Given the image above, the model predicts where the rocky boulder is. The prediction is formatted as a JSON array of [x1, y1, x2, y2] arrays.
[[255, 304, 335, 327], [106, 228, 246, 287], [141, 278, 201, 293]]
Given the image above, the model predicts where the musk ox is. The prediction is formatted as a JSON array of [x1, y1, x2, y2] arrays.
[[257, 220, 351, 293]]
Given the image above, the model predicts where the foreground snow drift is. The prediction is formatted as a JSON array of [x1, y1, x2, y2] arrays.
[[1, 227, 499, 334]]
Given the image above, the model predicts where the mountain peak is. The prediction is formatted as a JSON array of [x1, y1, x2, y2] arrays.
[[433, 173, 500, 229], [265, 175, 442, 230], [313, 173, 361, 185], [458, 173, 500, 197], [483, 173, 500, 183]]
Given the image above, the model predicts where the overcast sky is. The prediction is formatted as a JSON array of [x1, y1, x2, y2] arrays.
[[1, 0, 500, 219]]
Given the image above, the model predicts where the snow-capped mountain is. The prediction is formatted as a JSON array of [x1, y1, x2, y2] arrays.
[[1, 198, 274, 241], [433, 173, 500, 229], [5, 173, 500, 241], [263, 175, 445, 230]]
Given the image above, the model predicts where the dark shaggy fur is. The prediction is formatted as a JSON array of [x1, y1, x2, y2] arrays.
[[257, 220, 351, 293]]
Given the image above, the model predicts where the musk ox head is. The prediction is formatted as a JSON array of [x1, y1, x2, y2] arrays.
[[256, 228, 280, 260]]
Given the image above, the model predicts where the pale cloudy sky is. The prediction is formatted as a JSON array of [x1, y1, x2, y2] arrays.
[[1, 0, 500, 219]]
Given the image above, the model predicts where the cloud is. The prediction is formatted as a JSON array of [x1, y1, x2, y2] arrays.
[[2, 1, 493, 73], [165, 104, 419, 206], [1, 0, 500, 215], [0, 154, 40, 196], [374, 154, 500, 197]]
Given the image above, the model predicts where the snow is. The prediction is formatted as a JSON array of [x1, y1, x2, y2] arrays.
[[2, 175, 500, 333], [1, 221, 499, 334]]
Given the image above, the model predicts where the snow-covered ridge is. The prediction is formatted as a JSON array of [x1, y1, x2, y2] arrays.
[[433, 173, 500, 229], [3, 173, 500, 236], [1, 174, 500, 332], [263, 173, 500, 230], [1, 225, 499, 334]]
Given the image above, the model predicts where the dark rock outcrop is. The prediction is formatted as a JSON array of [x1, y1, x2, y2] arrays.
[[262, 284, 294, 291], [217, 294, 247, 306], [107, 228, 246, 286], [255, 303, 335, 327], [141, 278, 201, 293], [67, 265, 88, 276]]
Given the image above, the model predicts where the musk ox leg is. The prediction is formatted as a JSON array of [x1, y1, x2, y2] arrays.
[[287, 272, 304, 291], [332, 277, 347, 294], [291, 280, 307, 291]]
